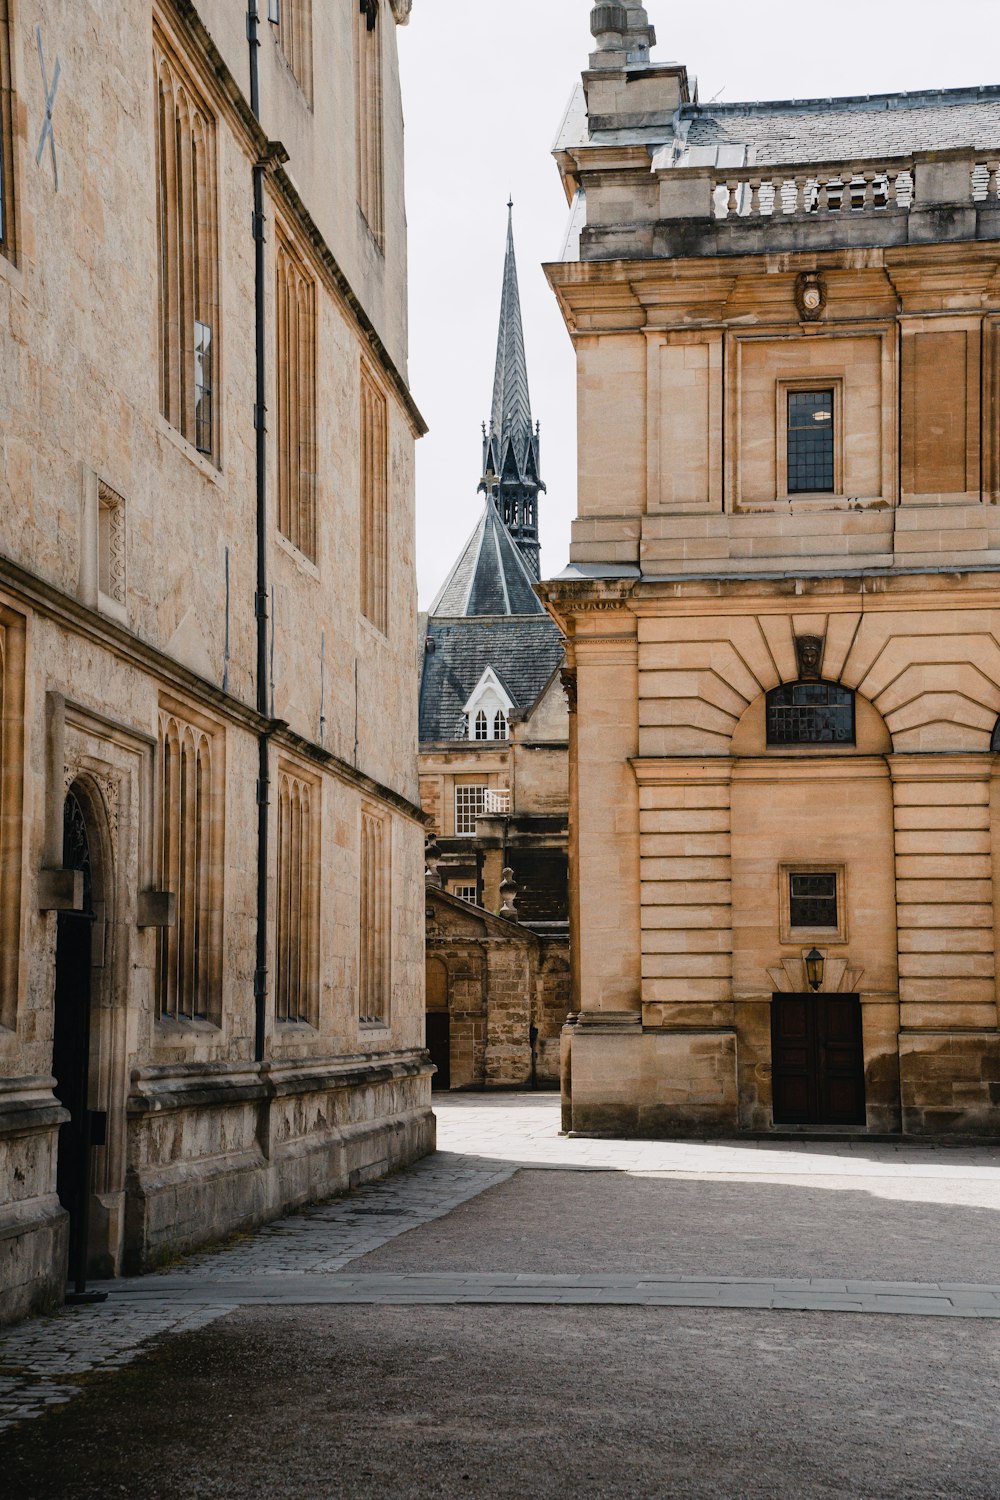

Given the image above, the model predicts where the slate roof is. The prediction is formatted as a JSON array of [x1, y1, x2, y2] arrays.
[[488, 205, 534, 472], [678, 87, 1000, 167], [429, 498, 546, 618], [419, 615, 564, 743], [556, 80, 1000, 166]]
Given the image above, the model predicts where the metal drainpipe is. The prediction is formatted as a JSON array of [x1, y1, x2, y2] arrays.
[[248, 1, 269, 1065]]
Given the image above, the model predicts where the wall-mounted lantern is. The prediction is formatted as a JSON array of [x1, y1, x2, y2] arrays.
[[804, 948, 825, 993]]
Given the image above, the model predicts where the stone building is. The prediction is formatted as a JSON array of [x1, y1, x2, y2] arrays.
[[541, 1, 1000, 1138], [0, 0, 432, 1325], [418, 211, 569, 1089]]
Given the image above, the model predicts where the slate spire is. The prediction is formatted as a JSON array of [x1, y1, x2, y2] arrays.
[[480, 203, 545, 581]]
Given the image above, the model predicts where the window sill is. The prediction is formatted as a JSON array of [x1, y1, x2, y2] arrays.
[[359, 612, 390, 647], [275, 531, 320, 580], [155, 1016, 221, 1035], [156, 415, 225, 488]]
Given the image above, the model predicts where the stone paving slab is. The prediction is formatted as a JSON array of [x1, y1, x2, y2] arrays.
[[94, 1270, 1000, 1317]]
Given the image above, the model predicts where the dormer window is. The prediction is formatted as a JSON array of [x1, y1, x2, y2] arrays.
[[463, 667, 514, 744]]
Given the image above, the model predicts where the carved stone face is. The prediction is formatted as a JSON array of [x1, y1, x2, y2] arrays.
[[796, 635, 824, 680]]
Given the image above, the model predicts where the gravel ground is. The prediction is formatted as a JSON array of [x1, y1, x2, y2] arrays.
[[354, 1169, 1000, 1285], [1, 1303, 997, 1500]]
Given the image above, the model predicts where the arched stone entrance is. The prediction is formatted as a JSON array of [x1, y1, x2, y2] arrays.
[[51, 780, 112, 1294]]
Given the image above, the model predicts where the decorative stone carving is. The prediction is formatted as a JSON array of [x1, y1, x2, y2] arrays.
[[795, 270, 827, 322], [425, 835, 442, 888], [795, 634, 825, 681], [389, 0, 412, 21], [591, 2, 628, 45], [499, 867, 519, 922], [560, 667, 578, 713]]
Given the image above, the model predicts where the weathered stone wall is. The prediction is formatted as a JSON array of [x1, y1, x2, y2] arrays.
[[0, 0, 431, 1325]]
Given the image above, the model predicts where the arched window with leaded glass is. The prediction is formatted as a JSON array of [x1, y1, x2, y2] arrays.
[[766, 681, 856, 747]]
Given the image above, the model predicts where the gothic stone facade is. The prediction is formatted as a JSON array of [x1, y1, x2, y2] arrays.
[[418, 214, 569, 1090], [0, 0, 432, 1326], [542, 2, 1000, 1139]]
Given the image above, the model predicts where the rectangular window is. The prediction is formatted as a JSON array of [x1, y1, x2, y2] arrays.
[[360, 363, 389, 633], [276, 0, 313, 102], [452, 884, 478, 906], [359, 806, 390, 1025], [787, 390, 834, 494], [455, 785, 487, 837], [154, 32, 220, 462], [789, 872, 839, 930], [0, 0, 15, 262], [275, 765, 320, 1026], [157, 705, 223, 1023], [276, 234, 318, 560], [354, 0, 384, 246]]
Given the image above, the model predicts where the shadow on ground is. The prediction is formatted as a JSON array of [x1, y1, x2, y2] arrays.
[[2, 1304, 997, 1500]]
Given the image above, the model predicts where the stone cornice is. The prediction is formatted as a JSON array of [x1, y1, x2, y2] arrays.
[[0, 559, 427, 828]]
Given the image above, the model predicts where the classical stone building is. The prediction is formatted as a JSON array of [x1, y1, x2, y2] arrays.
[[0, 0, 432, 1325], [541, 1, 1000, 1138], [418, 212, 569, 1089]]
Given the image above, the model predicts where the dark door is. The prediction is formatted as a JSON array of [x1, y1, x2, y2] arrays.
[[52, 791, 96, 1286], [771, 994, 865, 1126], [426, 1011, 451, 1091]]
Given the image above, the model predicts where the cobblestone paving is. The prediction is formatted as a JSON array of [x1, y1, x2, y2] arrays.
[[3, 1094, 1000, 1434]]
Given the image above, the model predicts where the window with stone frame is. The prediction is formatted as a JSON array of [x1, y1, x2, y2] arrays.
[[154, 31, 220, 463], [0, 0, 15, 263], [354, 0, 384, 247], [276, 232, 318, 560], [766, 682, 855, 746], [275, 764, 320, 1026], [360, 361, 389, 633], [359, 805, 390, 1025], [156, 704, 224, 1024], [275, 0, 313, 102], [454, 785, 487, 837], [452, 884, 478, 905]]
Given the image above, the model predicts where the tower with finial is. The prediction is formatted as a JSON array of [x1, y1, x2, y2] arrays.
[[479, 203, 545, 582]]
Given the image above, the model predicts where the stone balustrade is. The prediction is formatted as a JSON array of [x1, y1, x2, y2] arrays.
[[714, 162, 916, 221]]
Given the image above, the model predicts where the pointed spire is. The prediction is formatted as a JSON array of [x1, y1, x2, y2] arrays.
[[489, 202, 533, 467]]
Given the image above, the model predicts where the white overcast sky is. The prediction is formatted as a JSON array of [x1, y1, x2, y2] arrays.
[[398, 0, 996, 606]]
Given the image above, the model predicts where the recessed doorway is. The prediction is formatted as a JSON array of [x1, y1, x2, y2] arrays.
[[771, 993, 866, 1126]]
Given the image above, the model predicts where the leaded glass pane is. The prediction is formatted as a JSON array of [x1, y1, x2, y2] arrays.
[[787, 390, 834, 494], [789, 872, 838, 929], [766, 682, 855, 746]]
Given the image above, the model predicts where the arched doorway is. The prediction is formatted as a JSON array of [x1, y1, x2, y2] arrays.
[[51, 784, 106, 1298], [425, 957, 450, 1091]]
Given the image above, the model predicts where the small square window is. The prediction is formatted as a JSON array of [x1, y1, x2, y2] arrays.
[[779, 864, 848, 945], [787, 389, 834, 494], [789, 872, 838, 929]]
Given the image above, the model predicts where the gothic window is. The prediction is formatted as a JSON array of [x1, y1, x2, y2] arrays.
[[494, 711, 508, 741], [474, 710, 488, 741], [360, 362, 389, 634], [454, 785, 487, 837], [359, 806, 390, 1025], [787, 390, 834, 494], [766, 682, 855, 746], [354, 0, 384, 246], [276, 234, 318, 560], [275, 766, 320, 1026], [0, 0, 15, 262], [276, 0, 313, 102], [154, 34, 220, 462], [464, 668, 513, 743], [157, 707, 223, 1023]]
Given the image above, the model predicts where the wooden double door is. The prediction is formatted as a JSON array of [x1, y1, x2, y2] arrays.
[[771, 994, 866, 1127]]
